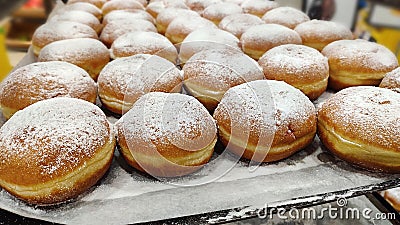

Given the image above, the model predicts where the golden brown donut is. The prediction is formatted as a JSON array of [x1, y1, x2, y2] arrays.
[[321, 39, 399, 90], [116, 92, 217, 177], [165, 16, 217, 44], [48, 10, 102, 34], [56, 2, 103, 20], [317, 86, 400, 173], [186, 0, 222, 13], [202, 2, 243, 25], [258, 44, 329, 100], [218, 13, 264, 38], [380, 67, 400, 93], [31, 21, 98, 56], [102, 0, 145, 15], [294, 19, 353, 51], [240, 0, 279, 17], [0, 97, 115, 205], [102, 10, 155, 26], [0, 61, 97, 120], [146, 0, 188, 18], [38, 38, 110, 81], [68, 0, 107, 8], [183, 48, 264, 111], [156, 8, 199, 34], [240, 24, 302, 60], [262, 6, 310, 29], [214, 80, 316, 162], [98, 54, 182, 114], [100, 19, 157, 47], [179, 27, 240, 64], [110, 31, 178, 63]]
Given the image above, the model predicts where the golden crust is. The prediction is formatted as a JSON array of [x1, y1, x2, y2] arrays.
[[380, 67, 400, 93], [101, 0, 145, 15]]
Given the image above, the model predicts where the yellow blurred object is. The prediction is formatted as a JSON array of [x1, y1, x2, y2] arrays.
[[0, 23, 12, 81], [355, 9, 400, 62]]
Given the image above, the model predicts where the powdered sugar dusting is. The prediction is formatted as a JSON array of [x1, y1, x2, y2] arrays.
[[0, 97, 110, 180], [294, 19, 352, 42], [165, 16, 217, 38], [219, 13, 264, 38], [202, 2, 243, 23], [48, 10, 102, 33], [103, 10, 155, 25], [156, 8, 200, 26], [380, 67, 400, 93], [241, 0, 279, 16], [262, 7, 310, 29], [319, 86, 400, 149]]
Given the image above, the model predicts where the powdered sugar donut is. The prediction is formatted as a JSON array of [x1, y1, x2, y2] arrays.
[[0, 62, 97, 119], [116, 92, 217, 177], [186, 0, 222, 13], [202, 2, 242, 25], [165, 16, 217, 44], [262, 7, 310, 29], [56, 2, 102, 20], [102, 0, 145, 15], [98, 54, 182, 114], [214, 80, 316, 162], [241, 0, 279, 17], [111, 31, 178, 63], [146, 0, 188, 18], [0, 97, 115, 205], [102, 10, 155, 26], [240, 24, 302, 60], [219, 13, 264, 38], [318, 86, 400, 172], [380, 67, 400, 93], [156, 8, 199, 34], [48, 10, 102, 34], [68, 0, 107, 8]]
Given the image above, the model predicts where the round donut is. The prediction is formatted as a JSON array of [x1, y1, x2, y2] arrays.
[[98, 54, 182, 114], [182, 48, 264, 111], [56, 2, 103, 20], [240, 24, 302, 60], [202, 2, 243, 25], [294, 19, 353, 51], [0, 61, 97, 120], [241, 0, 279, 17], [0, 97, 115, 205], [67, 0, 107, 8], [186, 0, 222, 13], [110, 31, 178, 63], [48, 10, 102, 34], [31, 21, 98, 56], [321, 39, 399, 90], [179, 27, 240, 64], [317, 86, 400, 172], [101, 0, 145, 15], [258, 44, 329, 100], [38, 38, 110, 81], [100, 19, 157, 48], [165, 16, 217, 44], [146, 0, 188, 18], [156, 8, 199, 34], [262, 6, 310, 29], [116, 92, 217, 177], [102, 10, 155, 26], [219, 13, 264, 38], [380, 67, 400, 93], [213, 80, 316, 162]]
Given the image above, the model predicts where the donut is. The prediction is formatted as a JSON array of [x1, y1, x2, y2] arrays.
[[182, 48, 264, 111], [179, 27, 240, 64], [219, 13, 264, 38], [98, 54, 182, 114], [100, 19, 157, 48], [258, 44, 329, 100], [213, 80, 317, 162], [67, 0, 107, 8], [380, 67, 400, 93], [110, 31, 178, 63], [185, 0, 222, 13], [0, 97, 115, 205], [317, 86, 400, 172], [0, 61, 97, 120], [101, 0, 145, 15], [262, 6, 310, 29], [202, 2, 243, 25], [165, 16, 217, 44], [222, 0, 245, 4], [156, 8, 199, 34], [102, 10, 155, 26], [240, 0, 279, 17], [116, 92, 217, 177], [31, 21, 98, 56], [240, 24, 302, 60], [321, 39, 399, 90], [48, 10, 102, 34], [294, 20, 353, 51], [38, 38, 110, 81], [146, 0, 188, 18], [56, 2, 103, 20]]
